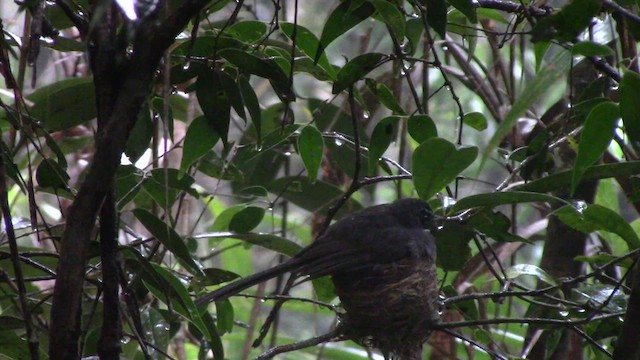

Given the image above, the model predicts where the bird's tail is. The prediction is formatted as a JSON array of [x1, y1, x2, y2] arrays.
[[195, 258, 302, 306]]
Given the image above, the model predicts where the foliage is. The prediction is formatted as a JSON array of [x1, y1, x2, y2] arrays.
[[1, 0, 640, 359]]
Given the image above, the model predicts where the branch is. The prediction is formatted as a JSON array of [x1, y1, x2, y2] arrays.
[[603, 0, 640, 27], [436, 312, 624, 329], [256, 327, 344, 360], [48, 1, 212, 358], [475, 0, 552, 17]]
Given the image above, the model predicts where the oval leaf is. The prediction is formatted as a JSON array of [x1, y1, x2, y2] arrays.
[[196, 70, 231, 145], [571, 101, 619, 195], [298, 125, 325, 183], [408, 114, 438, 143], [238, 75, 262, 146], [412, 137, 478, 200], [280, 22, 336, 79], [332, 53, 387, 94], [620, 70, 640, 152], [505, 264, 557, 285], [449, 0, 478, 23], [315, 1, 375, 62], [463, 112, 488, 131], [368, 116, 401, 176], [180, 116, 220, 177], [370, 0, 405, 39], [29, 77, 96, 131], [425, 0, 447, 38], [365, 78, 405, 115], [36, 158, 69, 190], [228, 206, 266, 233]]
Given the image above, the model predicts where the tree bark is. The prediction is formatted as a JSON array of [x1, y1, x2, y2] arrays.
[[47, 2, 212, 358]]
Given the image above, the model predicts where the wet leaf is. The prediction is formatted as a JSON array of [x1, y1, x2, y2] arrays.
[[412, 137, 478, 200], [333, 53, 388, 94], [298, 125, 324, 182]]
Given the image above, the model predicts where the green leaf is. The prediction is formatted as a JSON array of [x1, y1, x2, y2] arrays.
[[191, 231, 303, 257], [315, 0, 375, 62], [28, 77, 96, 131], [448, 0, 478, 23], [180, 116, 220, 177], [620, 70, 640, 153], [505, 264, 557, 285], [218, 70, 246, 120], [215, 299, 235, 334], [365, 78, 405, 115], [280, 22, 336, 79], [298, 125, 324, 182], [571, 102, 619, 195], [435, 222, 474, 271], [125, 102, 153, 163], [228, 206, 265, 233], [407, 114, 437, 143], [212, 205, 247, 231], [293, 57, 334, 81], [238, 75, 262, 146], [405, 18, 425, 56], [514, 161, 640, 193], [463, 112, 487, 131], [412, 138, 478, 200], [425, 0, 447, 38], [368, 116, 401, 176], [143, 264, 223, 355], [218, 48, 294, 102], [311, 276, 336, 302], [467, 210, 529, 243], [36, 158, 69, 190], [553, 203, 640, 249], [369, 0, 405, 39], [196, 69, 231, 145], [452, 191, 566, 212], [199, 312, 225, 360], [227, 20, 268, 44], [332, 53, 387, 94], [571, 41, 615, 57], [133, 209, 205, 276]]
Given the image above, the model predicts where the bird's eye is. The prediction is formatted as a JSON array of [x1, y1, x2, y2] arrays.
[[419, 208, 433, 228]]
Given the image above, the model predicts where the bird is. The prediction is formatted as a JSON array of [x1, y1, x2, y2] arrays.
[[195, 198, 441, 359]]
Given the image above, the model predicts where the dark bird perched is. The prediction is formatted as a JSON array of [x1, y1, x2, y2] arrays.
[[195, 198, 441, 359]]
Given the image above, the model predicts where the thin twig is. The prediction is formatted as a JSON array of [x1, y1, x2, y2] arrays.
[[256, 327, 344, 360]]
